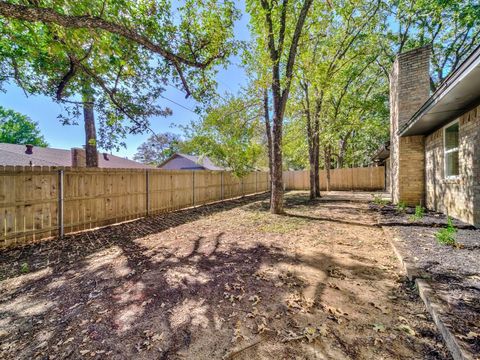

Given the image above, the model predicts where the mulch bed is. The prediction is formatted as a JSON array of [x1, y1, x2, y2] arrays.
[[371, 203, 480, 357]]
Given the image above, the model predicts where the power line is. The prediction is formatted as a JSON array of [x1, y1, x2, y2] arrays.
[[159, 94, 197, 114]]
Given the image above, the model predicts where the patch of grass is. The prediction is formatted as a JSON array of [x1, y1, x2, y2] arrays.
[[372, 194, 388, 206], [409, 205, 425, 221], [396, 201, 407, 213], [248, 212, 308, 234], [435, 217, 457, 246], [20, 262, 30, 274]]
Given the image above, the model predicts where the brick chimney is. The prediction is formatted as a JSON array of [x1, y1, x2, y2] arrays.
[[390, 46, 431, 205], [71, 148, 87, 167], [25, 144, 34, 154]]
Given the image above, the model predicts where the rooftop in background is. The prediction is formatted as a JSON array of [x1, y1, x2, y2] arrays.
[[371, 141, 390, 164], [158, 153, 225, 171], [399, 44, 480, 136], [0, 143, 153, 169]]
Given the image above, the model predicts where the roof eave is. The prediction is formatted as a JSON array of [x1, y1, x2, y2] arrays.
[[399, 44, 480, 137]]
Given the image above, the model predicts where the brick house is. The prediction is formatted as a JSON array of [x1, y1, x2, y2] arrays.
[[389, 45, 480, 227]]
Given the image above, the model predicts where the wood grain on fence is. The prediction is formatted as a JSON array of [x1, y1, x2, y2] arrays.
[[283, 167, 385, 191], [0, 166, 269, 249]]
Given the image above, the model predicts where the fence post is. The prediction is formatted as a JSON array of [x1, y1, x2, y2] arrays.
[[255, 171, 258, 193], [192, 170, 195, 206], [58, 169, 64, 239], [145, 170, 149, 216]]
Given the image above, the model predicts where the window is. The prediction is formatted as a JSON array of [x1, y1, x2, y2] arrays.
[[444, 121, 459, 178]]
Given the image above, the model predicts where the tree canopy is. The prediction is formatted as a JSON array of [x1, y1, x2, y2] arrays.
[[181, 95, 264, 177], [133, 132, 183, 166], [0, 0, 239, 165], [0, 106, 48, 146]]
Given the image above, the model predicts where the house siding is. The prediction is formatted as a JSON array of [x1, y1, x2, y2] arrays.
[[425, 105, 480, 226]]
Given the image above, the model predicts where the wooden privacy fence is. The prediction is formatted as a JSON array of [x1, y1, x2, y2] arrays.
[[283, 166, 385, 191], [0, 166, 270, 248]]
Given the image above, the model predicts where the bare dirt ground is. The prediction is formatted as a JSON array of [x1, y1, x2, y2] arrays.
[[0, 191, 450, 359]]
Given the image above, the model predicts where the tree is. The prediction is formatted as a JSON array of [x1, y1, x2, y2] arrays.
[[379, 0, 480, 89], [289, 0, 382, 198], [0, 106, 48, 146], [0, 0, 239, 166], [247, 0, 313, 213], [181, 95, 263, 177], [134, 133, 183, 166]]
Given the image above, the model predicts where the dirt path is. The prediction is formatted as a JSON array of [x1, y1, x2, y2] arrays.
[[0, 192, 450, 359]]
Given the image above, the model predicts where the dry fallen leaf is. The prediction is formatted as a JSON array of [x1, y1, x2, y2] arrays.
[[395, 324, 416, 336], [248, 295, 261, 306]]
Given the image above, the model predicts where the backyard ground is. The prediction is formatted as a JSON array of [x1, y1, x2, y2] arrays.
[[0, 191, 450, 359]]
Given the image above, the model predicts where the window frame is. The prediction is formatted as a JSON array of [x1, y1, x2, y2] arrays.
[[443, 119, 460, 180]]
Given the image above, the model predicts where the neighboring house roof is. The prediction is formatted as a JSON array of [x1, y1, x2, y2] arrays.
[[158, 153, 225, 170], [0, 143, 153, 169], [400, 44, 480, 136], [371, 141, 390, 163]]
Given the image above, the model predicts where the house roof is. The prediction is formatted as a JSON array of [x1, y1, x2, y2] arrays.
[[371, 141, 390, 162], [399, 44, 480, 136], [158, 153, 225, 170], [0, 143, 153, 169]]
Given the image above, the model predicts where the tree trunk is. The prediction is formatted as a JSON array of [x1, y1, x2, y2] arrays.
[[314, 140, 320, 196], [302, 82, 316, 200], [325, 146, 331, 192], [270, 112, 284, 214], [264, 90, 273, 180], [337, 132, 351, 169], [82, 85, 98, 167], [313, 93, 322, 198]]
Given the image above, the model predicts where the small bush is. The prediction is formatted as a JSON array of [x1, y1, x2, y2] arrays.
[[20, 262, 30, 274], [410, 205, 425, 221], [435, 217, 457, 246], [396, 201, 407, 213]]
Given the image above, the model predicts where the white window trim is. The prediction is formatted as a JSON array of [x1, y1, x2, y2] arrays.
[[443, 119, 460, 180]]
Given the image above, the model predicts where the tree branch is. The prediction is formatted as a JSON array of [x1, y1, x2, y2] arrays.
[[0, 1, 224, 70]]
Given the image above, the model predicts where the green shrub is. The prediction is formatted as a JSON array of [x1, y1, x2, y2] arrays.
[[435, 217, 457, 246], [20, 262, 30, 274], [410, 205, 425, 221], [396, 201, 407, 213]]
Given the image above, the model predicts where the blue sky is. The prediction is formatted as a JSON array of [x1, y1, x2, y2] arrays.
[[0, 1, 251, 159]]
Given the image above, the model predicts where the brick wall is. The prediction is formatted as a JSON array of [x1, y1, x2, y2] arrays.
[[398, 136, 425, 206], [390, 46, 431, 205], [425, 104, 480, 226]]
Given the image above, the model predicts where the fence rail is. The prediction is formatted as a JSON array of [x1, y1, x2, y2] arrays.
[[283, 167, 385, 191], [0, 166, 269, 248]]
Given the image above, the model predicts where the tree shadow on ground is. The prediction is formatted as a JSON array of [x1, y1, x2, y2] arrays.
[[0, 225, 390, 359]]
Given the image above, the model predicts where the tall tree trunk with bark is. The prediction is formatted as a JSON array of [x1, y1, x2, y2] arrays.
[[312, 92, 323, 198], [301, 81, 316, 200], [325, 146, 332, 192], [263, 89, 273, 180], [82, 85, 98, 167]]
